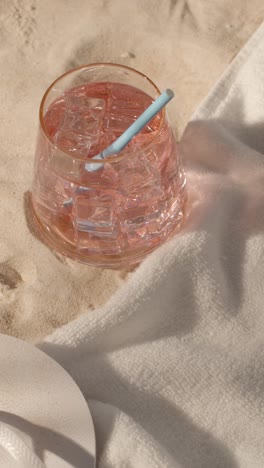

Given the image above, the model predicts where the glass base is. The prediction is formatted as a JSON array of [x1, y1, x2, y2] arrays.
[[29, 193, 187, 269]]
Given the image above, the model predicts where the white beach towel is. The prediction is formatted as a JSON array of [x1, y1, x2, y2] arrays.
[[38, 22, 264, 468]]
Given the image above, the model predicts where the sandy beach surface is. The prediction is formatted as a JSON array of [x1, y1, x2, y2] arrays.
[[0, 0, 264, 342]]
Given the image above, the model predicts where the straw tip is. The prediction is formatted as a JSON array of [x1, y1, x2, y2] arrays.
[[165, 89, 174, 98]]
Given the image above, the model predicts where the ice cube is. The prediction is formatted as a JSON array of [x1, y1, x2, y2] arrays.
[[118, 154, 160, 193], [110, 99, 142, 119], [54, 130, 92, 157], [111, 85, 147, 102], [102, 94, 140, 133], [65, 95, 105, 113], [103, 112, 136, 133], [64, 96, 105, 136], [72, 190, 116, 235], [60, 108, 101, 137]]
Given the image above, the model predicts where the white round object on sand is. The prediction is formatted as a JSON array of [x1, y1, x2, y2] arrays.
[[0, 334, 95, 468]]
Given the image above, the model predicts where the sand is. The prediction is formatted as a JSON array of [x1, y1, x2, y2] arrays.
[[0, 0, 263, 342]]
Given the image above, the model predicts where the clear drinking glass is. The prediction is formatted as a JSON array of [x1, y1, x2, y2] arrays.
[[31, 63, 186, 268]]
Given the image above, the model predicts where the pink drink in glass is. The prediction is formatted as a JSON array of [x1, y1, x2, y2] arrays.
[[31, 65, 186, 268]]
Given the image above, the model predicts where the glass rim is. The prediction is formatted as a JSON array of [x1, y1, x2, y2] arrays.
[[39, 62, 166, 164]]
